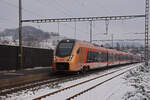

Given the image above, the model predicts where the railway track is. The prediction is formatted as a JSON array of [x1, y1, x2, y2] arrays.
[[0, 74, 79, 96], [0, 63, 139, 98], [0, 67, 106, 96], [33, 63, 141, 100]]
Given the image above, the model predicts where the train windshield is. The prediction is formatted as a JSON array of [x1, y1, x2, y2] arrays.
[[56, 40, 75, 57]]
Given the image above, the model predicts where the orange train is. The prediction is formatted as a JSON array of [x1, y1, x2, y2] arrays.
[[53, 39, 140, 72]]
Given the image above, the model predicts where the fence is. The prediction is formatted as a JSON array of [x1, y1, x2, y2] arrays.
[[0, 45, 53, 70]]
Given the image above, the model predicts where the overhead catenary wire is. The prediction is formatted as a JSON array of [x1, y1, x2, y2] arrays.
[[0, 17, 17, 24], [32, 0, 90, 38], [33, 0, 91, 38], [94, 0, 112, 14], [0, 0, 44, 18], [0, 0, 88, 37], [54, 0, 74, 16], [2, 0, 145, 42], [36, 0, 72, 17], [60, 22, 90, 37], [0, 18, 18, 29]]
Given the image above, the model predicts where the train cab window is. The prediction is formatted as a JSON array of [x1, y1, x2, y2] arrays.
[[77, 48, 80, 54], [56, 41, 75, 57]]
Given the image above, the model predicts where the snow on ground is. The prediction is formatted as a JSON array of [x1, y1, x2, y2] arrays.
[[43, 65, 137, 100], [1, 63, 150, 100], [122, 64, 150, 100], [74, 72, 134, 100], [2, 66, 116, 100], [75, 63, 150, 100]]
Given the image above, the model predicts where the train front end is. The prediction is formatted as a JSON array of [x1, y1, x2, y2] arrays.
[[53, 39, 77, 72]]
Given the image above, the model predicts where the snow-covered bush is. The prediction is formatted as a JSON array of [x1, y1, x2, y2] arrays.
[[123, 64, 150, 100]]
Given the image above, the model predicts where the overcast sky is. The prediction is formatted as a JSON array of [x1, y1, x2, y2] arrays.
[[0, 0, 147, 44]]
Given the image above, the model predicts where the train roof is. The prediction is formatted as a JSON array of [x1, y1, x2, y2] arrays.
[[60, 39, 135, 56]]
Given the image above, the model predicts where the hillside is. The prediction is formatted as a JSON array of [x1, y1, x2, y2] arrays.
[[0, 26, 59, 41]]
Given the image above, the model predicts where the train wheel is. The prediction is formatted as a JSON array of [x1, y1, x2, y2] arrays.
[[87, 66, 90, 71], [82, 66, 88, 74], [76, 71, 80, 75]]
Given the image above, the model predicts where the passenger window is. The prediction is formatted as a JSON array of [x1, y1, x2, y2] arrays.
[[77, 48, 80, 54]]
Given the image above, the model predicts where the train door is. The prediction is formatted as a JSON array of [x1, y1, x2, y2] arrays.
[[79, 48, 85, 63], [76, 47, 84, 66]]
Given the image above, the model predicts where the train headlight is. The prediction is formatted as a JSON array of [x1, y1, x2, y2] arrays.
[[69, 55, 74, 61]]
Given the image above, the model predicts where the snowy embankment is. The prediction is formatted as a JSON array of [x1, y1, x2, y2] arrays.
[[103, 63, 150, 100], [122, 64, 150, 100], [2, 63, 150, 100]]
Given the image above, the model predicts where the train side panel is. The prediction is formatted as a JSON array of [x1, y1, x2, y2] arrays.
[[53, 39, 140, 72]]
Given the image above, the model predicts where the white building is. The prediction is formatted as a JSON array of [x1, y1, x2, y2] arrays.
[[0, 36, 13, 45], [39, 35, 66, 49]]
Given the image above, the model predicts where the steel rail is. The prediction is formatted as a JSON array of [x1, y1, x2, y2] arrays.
[[0, 74, 78, 96], [33, 64, 137, 100], [66, 67, 136, 100], [0, 67, 107, 96], [0, 65, 123, 96]]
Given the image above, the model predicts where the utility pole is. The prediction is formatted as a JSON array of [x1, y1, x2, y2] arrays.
[[90, 21, 92, 43], [145, 0, 149, 66], [57, 22, 59, 34], [105, 20, 109, 35], [111, 34, 114, 49], [18, 0, 23, 70]]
